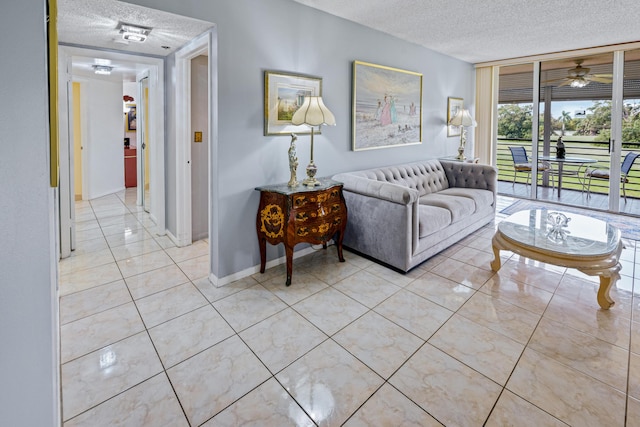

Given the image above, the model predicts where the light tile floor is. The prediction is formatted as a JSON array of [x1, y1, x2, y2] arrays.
[[59, 189, 640, 426]]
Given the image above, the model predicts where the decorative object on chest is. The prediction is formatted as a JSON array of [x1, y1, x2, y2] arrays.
[[287, 133, 299, 187], [255, 179, 348, 286]]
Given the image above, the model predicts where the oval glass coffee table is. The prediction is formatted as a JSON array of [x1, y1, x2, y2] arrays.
[[490, 209, 623, 309]]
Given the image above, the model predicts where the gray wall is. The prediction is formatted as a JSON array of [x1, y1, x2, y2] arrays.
[[128, 0, 475, 279], [0, 1, 59, 425]]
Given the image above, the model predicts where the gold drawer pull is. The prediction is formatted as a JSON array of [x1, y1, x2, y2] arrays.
[[316, 193, 329, 203], [294, 196, 308, 207]]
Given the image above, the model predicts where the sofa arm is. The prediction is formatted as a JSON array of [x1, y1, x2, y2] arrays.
[[439, 160, 497, 193], [339, 189, 417, 271], [332, 173, 419, 205]]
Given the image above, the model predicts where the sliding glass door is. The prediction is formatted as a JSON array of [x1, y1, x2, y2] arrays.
[[536, 53, 613, 209], [494, 49, 640, 216], [496, 63, 536, 199], [619, 49, 640, 213]]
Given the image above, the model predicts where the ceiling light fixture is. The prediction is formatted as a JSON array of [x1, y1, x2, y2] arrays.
[[93, 65, 113, 75], [123, 33, 146, 42], [570, 77, 588, 88], [118, 22, 151, 43]]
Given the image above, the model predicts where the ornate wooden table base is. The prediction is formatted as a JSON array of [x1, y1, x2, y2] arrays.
[[490, 209, 623, 310], [256, 179, 348, 286]]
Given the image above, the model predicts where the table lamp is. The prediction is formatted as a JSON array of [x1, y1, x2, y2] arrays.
[[291, 96, 336, 186], [448, 108, 477, 160]]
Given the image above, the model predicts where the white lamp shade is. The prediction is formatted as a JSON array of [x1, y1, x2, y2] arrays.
[[291, 96, 336, 126], [449, 108, 477, 127]]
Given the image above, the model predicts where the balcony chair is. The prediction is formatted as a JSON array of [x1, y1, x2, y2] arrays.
[[585, 151, 640, 202], [508, 146, 554, 188]]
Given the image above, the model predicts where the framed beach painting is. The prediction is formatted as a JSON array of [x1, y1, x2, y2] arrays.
[[447, 97, 463, 137], [352, 60, 423, 151], [264, 70, 322, 136]]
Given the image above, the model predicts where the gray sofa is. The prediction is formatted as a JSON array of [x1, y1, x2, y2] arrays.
[[332, 159, 497, 272]]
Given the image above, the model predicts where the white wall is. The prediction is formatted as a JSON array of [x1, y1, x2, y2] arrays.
[[191, 55, 209, 241], [84, 78, 125, 199], [127, 0, 475, 279], [0, 1, 59, 425]]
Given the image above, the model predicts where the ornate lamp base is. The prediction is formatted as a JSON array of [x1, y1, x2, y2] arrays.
[[302, 161, 320, 187], [456, 129, 467, 161]]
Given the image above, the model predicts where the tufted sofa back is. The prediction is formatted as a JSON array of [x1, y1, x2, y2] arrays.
[[350, 159, 449, 196], [440, 160, 497, 192]]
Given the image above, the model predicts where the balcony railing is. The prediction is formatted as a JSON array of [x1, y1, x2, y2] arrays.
[[497, 138, 640, 199]]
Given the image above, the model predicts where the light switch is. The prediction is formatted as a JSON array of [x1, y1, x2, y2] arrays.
[[194, 131, 203, 143]]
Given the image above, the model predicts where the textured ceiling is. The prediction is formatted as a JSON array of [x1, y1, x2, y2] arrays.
[[57, 0, 213, 57], [292, 0, 640, 63], [57, 0, 640, 81]]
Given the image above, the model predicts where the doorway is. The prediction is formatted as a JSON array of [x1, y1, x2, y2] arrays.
[[137, 74, 151, 213], [535, 53, 614, 209], [174, 32, 213, 248], [190, 55, 210, 241], [57, 46, 166, 258]]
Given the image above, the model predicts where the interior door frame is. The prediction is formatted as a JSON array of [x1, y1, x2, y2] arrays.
[[137, 65, 165, 230], [136, 71, 149, 211], [77, 78, 89, 202], [58, 50, 73, 258], [174, 31, 212, 247], [174, 28, 221, 285]]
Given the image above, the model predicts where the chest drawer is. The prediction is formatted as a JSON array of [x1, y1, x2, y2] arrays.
[[292, 187, 341, 209], [295, 212, 345, 238], [293, 202, 343, 223]]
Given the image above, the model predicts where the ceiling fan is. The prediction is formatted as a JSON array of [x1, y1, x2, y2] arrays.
[[542, 59, 613, 88]]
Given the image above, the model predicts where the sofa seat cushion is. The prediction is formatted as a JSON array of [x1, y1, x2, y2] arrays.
[[437, 188, 494, 212], [419, 193, 475, 223], [418, 205, 452, 238]]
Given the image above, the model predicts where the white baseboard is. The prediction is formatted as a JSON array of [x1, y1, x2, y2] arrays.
[[208, 245, 325, 288]]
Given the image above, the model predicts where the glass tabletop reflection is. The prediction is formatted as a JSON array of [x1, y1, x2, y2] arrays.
[[498, 209, 620, 257]]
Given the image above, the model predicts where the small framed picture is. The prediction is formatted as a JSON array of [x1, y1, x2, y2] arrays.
[[447, 97, 463, 137], [126, 104, 136, 131], [264, 70, 322, 136]]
